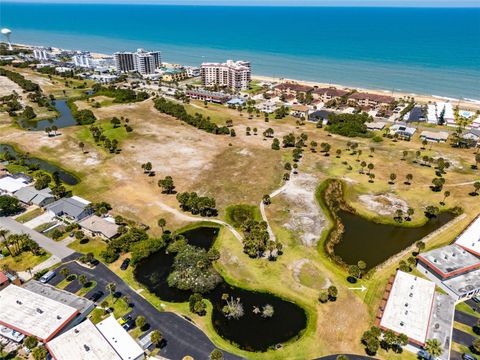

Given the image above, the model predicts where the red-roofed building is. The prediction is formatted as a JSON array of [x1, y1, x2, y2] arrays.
[[312, 88, 349, 102], [0, 272, 9, 290], [273, 82, 313, 97], [349, 92, 395, 107]]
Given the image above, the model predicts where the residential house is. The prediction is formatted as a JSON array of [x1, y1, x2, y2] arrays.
[[14, 186, 55, 207], [78, 215, 120, 240], [46, 196, 92, 222], [185, 89, 231, 104], [0, 175, 30, 195], [366, 122, 387, 131], [255, 100, 278, 114], [312, 88, 348, 102], [290, 104, 310, 119], [308, 109, 332, 123], [162, 68, 188, 82], [273, 82, 313, 97], [420, 131, 449, 143], [463, 129, 480, 146], [349, 92, 394, 108], [406, 106, 426, 123], [390, 123, 416, 139]]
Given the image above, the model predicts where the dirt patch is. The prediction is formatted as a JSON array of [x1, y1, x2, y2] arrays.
[[358, 193, 409, 216], [0, 76, 23, 97], [291, 259, 327, 290], [280, 173, 326, 247]]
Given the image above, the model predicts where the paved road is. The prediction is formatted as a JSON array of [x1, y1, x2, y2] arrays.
[[453, 328, 477, 348], [315, 355, 375, 360], [0, 216, 74, 259], [53, 261, 244, 360], [456, 310, 479, 328]]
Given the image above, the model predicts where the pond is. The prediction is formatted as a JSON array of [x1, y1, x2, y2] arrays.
[[333, 210, 456, 269], [134, 226, 307, 352], [17, 100, 76, 131], [0, 144, 79, 185]]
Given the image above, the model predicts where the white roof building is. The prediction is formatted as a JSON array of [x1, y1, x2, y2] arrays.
[[380, 271, 436, 345], [96, 315, 144, 360], [427, 104, 438, 124], [0, 285, 79, 342], [455, 215, 480, 256], [47, 319, 122, 360], [0, 175, 29, 194]]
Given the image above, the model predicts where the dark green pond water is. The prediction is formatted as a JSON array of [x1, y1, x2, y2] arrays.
[[134, 226, 307, 352], [333, 210, 455, 269], [17, 99, 76, 131], [0, 144, 79, 185]]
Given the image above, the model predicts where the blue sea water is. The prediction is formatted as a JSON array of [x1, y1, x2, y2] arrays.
[[0, 3, 479, 99]]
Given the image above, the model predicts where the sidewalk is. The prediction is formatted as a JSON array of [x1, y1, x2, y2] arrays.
[[17, 255, 61, 281]]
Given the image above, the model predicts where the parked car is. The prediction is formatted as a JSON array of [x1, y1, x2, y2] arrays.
[[118, 315, 132, 325], [122, 319, 135, 331], [462, 354, 476, 360], [472, 296, 480, 303], [120, 258, 130, 271], [89, 291, 104, 302], [39, 271, 56, 284]]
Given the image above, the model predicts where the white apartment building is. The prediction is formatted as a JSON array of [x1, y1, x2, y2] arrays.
[[73, 52, 94, 68], [201, 60, 251, 91], [113, 49, 161, 75], [32, 47, 52, 61]]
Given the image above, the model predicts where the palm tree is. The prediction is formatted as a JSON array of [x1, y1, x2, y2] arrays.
[[150, 330, 163, 347], [367, 163, 374, 174], [51, 125, 58, 136], [407, 207, 415, 221], [78, 274, 87, 287], [336, 149, 342, 158], [424, 338, 443, 357], [60, 267, 70, 279], [368, 173, 375, 183], [106, 282, 116, 305], [441, 191, 450, 205], [389, 173, 397, 184], [405, 173, 413, 185], [157, 218, 166, 233], [79, 142, 85, 153], [473, 181, 480, 195]]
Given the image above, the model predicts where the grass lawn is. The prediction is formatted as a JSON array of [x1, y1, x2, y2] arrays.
[[0, 251, 50, 272], [69, 236, 107, 260], [56, 274, 78, 289], [88, 296, 132, 324], [457, 303, 480, 318], [452, 342, 478, 358], [454, 321, 477, 337], [34, 222, 57, 233], [15, 208, 43, 223], [76, 280, 97, 297]]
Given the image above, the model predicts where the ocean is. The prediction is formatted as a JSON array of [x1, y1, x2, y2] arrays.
[[0, 2, 479, 99]]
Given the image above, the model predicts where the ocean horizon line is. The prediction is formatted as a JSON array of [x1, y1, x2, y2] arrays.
[[2, 1, 480, 8]]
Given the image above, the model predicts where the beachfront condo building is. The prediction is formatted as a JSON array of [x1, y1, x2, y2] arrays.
[[201, 60, 251, 91], [73, 52, 94, 68], [32, 47, 53, 61], [114, 49, 161, 75]]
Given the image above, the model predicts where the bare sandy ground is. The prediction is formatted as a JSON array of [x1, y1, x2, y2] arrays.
[[0, 76, 23, 97], [279, 172, 326, 247], [358, 193, 409, 216]]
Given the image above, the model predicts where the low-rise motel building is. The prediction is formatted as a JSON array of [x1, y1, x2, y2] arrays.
[[377, 271, 455, 360]]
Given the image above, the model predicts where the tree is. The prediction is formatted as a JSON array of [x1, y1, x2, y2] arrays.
[[473, 181, 480, 195], [441, 191, 450, 205], [358, 260, 367, 271], [367, 163, 374, 174], [158, 176, 175, 194], [389, 173, 397, 184], [336, 356, 349, 360], [262, 194, 271, 205], [425, 205, 439, 218], [366, 337, 380, 355], [135, 315, 146, 329], [0, 196, 22, 216], [407, 207, 414, 221], [336, 149, 342, 158], [405, 173, 413, 185], [328, 285, 338, 299], [60, 267, 70, 279], [21, 105, 37, 120], [472, 338, 480, 353], [150, 330, 163, 347], [475, 153, 480, 169], [32, 347, 48, 360], [416, 241, 426, 253], [24, 336, 38, 350], [348, 264, 361, 279], [78, 274, 87, 287], [157, 218, 166, 233], [106, 282, 116, 305], [261, 304, 275, 318], [271, 138, 280, 150], [424, 338, 443, 357], [318, 289, 329, 303], [210, 349, 224, 360]]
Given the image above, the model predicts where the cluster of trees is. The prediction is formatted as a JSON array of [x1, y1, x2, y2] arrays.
[[318, 285, 338, 303], [0, 196, 22, 216], [242, 220, 282, 259], [88, 125, 120, 153], [274, 105, 290, 119], [0, 230, 42, 257], [0, 68, 40, 92], [21, 105, 36, 120], [34, 172, 52, 190], [154, 97, 230, 135], [74, 109, 96, 125], [189, 293, 207, 316], [326, 112, 373, 137], [176, 192, 217, 217], [361, 326, 408, 355], [158, 176, 175, 194], [167, 242, 221, 293], [92, 84, 149, 103], [100, 227, 149, 263]]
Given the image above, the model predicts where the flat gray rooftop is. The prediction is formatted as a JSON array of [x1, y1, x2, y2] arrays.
[[417, 244, 480, 277], [442, 267, 480, 296], [23, 280, 94, 314], [426, 293, 455, 360]]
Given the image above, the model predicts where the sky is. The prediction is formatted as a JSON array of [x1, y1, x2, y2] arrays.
[[3, 0, 480, 7]]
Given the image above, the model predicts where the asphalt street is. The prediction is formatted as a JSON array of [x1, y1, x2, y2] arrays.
[[0, 216, 74, 259], [51, 261, 244, 360]]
